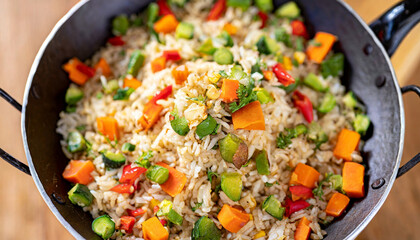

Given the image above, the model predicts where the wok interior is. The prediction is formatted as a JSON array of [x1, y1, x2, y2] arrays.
[[23, 0, 402, 239]]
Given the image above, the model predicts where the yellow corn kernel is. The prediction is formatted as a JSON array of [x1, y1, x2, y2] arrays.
[[283, 56, 293, 70], [150, 199, 160, 209], [206, 84, 221, 100], [208, 72, 221, 83], [223, 23, 238, 35], [249, 214, 253, 221], [294, 51, 306, 65], [254, 231, 266, 239], [278, 236, 285, 240]]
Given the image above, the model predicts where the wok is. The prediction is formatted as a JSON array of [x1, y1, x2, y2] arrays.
[[1, 0, 420, 239]]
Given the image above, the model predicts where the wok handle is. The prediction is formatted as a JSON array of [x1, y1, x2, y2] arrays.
[[396, 85, 420, 178], [0, 88, 31, 176], [370, 0, 420, 57]]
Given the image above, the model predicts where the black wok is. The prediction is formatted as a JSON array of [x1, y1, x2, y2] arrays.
[[1, 0, 420, 239]]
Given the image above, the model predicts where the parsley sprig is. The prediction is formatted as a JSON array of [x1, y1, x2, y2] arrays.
[[229, 79, 258, 113]]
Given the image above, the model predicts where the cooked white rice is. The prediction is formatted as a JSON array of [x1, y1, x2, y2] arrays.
[[57, 1, 362, 239]]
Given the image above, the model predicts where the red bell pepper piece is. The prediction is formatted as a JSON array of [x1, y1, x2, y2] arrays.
[[153, 205, 160, 214], [257, 11, 268, 29], [291, 20, 309, 39], [149, 85, 173, 105], [159, 219, 168, 226], [272, 63, 295, 86], [111, 183, 135, 194], [157, 0, 174, 16], [108, 36, 125, 46], [163, 50, 182, 61], [284, 198, 311, 217], [289, 185, 314, 201], [119, 216, 136, 233], [120, 165, 147, 185], [127, 208, 147, 217], [207, 0, 226, 21], [292, 90, 314, 123], [76, 63, 96, 78]]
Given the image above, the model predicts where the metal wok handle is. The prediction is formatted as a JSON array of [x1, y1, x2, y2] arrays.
[[0, 88, 31, 175], [370, 1, 420, 177]]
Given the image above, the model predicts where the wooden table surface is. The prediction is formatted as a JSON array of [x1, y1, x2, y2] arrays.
[[1, 0, 420, 239]]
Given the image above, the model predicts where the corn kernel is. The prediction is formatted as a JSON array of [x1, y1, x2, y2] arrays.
[[294, 51, 306, 65], [223, 23, 238, 35], [208, 72, 221, 83], [206, 84, 221, 100], [249, 214, 253, 221], [278, 236, 285, 240], [283, 56, 293, 70], [254, 231, 266, 239], [150, 199, 160, 209]]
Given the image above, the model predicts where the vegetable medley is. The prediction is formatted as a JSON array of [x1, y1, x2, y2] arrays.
[[59, 0, 371, 239]]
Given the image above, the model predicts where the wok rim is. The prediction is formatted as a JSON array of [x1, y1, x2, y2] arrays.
[[20, 0, 405, 239]]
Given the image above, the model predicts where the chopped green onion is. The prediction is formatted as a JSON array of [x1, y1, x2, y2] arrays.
[[126, 50, 145, 76], [121, 143, 136, 153], [353, 114, 370, 135], [213, 48, 234, 65], [112, 15, 130, 36], [303, 73, 329, 92], [146, 165, 169, 184], [221, 172, 243, 201], [318, 92, 336, 113], [65, 86, 84, 105], [262, 195, 285, 220], [276, 2, 301, 19], [104, 79, 119, 94], [196, 115, 219, 139], [227, 0, 251, 10], [295, 37, 305, 52], [321, 53, 344, 78], [136, 150, 154, 168], [146, 3, 159, 28], [197, 39, 217, 55], [67, 131, 86, 153], [170, 109, 190, 136], [254, 150, 270, 175], [255, 0, 273, 12], [276, 124, 307, 149], [176, 22, 194, 39], [343, 91, 357, 108], [113, 87, 135, 100]]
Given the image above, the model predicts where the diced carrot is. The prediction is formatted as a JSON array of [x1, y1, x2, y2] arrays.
[[151, 56, 167, 73], [342, 162, 365, 198], [232, 101, 265, 130], [290, 163, 320, 189], [333, 128, 360, 161], [96, 116, 120, 141], [142, 217, 169, 240], [94, 58, 112, 77], [306, 32, 337, 63], [217, 205, 250, 233], [172, 65, 189, 85], [220, 79, 240, 103], [223, 23, 237, 35], [156, 162, 187, 197], [153, 14, 179, 34], [62, 160, 95, 185], [262, 70, 273, 81], [139, 103, 164, 131], [123, 77, 142, 89], [326, 192, 350, 217], [294, 216, 311, 240], [63, 58, 90, 85]]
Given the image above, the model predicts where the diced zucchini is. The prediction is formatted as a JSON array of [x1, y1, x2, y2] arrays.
[[254, 150, 270, 175], [303, 73, 329, 92], [229, 65, 247, 80], [295, 124, 308, 136], [216, 31, 234, 47], [218, 134, 248, 168], [256, 88, 274, 104], [167, 209, 183, 225], [329, 174, 343, 192], [146, 3, 159, 28], [67, 131, 86, 153], [192, 216, 221, 240], [112, 15, 130, 36], [321, 53, 344, 78], [274, 27, 292, 47], [256, 35, 279, 55], [307, 122, 328, 149], [157, 199, 173, 216], [318, 92, 336, 113], [227, 0, 251, 10], [196, 115, 219, 139], [353, 114, 370, 135], [65, 86, 84, 105], [198, 39, 217, 55], [343, 91, 357, 108], [102, 151, 126, 168], [262, 195, 285, 220], [126, 50, 145, 76], [92, 215, 115, 239], [214, 48, 234, 65], [221, 172, 243, 201], [176, 22, 194, 39], [146, 165, 169, 184], [68, 183, 93, 207], [103, 80, 119, 94], [275, 2, 301, 19], [255, 0, 273, 12], [121, 143, 136, 153], [170, 110, 190, 136]]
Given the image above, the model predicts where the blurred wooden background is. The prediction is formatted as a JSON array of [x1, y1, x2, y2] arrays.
[[0, 0, 419, 239]]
